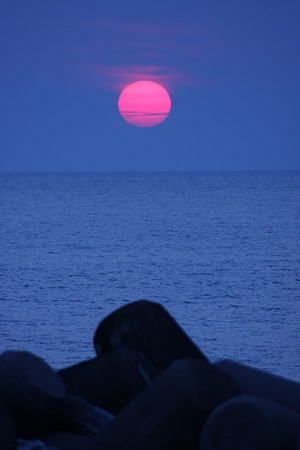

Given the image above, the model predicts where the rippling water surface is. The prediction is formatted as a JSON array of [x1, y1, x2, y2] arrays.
[[0, 172, 299, 381]]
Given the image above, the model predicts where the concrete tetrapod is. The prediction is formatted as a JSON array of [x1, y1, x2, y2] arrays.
[[0, 351, 65, 439], [61, 394, 114, 436], [216, 360, 300, 414], [43, 359, 240, 450], [58, 348, 157, 414], [94, 300, 208, 372], [41, 431, 96, 450], [199, 394, 300, 450], [0, 403, 17, 450], [89, 358, 241, 450]]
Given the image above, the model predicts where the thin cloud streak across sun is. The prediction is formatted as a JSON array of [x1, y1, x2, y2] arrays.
[[121, 111, 169, 117]]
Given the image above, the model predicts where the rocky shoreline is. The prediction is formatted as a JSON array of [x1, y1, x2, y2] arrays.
[[1, 300, 299, 449]]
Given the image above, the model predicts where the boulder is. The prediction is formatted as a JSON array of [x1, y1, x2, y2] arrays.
[[94, 300, 208, 372], [216, 359, 300, 414], [0, 403, 17, 450], [41, 431, 96, 450], [58, 348, 157, 414], [0, 351, 65, 439], [89, 358, 241, 450], [61, 394, 114, 436], [199, 394, 300, 450]]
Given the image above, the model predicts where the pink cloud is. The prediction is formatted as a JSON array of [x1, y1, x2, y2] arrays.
[[80, 64, 204, 91], [70, 19, 227, 91]]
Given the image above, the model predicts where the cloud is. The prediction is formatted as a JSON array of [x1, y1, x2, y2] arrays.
[[89, 19, 211, 40], [73, 19, 227, 91], [80, 64, 204, 91], [78, 19, 225, 60]]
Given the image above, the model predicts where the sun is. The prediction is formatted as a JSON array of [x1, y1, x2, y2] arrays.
[[118, 81, 171, 127]]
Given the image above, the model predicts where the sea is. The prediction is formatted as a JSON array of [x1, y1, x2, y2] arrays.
[[0, 171, 299, 382]]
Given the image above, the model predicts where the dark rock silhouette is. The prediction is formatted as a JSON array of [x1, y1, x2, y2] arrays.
[[216, 359, 300, 413], [0, 351, 65, 439], [41, 431, 94, 450], [0, 403, 17, 450], [1, 300, 300, 449], [94, 299, 208, 372], [88, 358, 241, 450], [199, 394, 300, 450], [61, 394, 114, 436], [59, 348, 157, 414]]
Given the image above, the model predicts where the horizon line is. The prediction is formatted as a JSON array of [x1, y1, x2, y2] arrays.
[[1, 169, 299, 175]]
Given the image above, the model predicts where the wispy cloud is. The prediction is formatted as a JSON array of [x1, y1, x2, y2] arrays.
[[78, 19, 226, 59], [80, 64, 205, 91], [89, 19, 211, 40], [73, 19, 227, 90]]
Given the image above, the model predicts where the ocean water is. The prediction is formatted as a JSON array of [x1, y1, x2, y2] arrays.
[[0, 171, 299, 381]]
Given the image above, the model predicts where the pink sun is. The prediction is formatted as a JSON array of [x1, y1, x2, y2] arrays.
[[118, 81, 171, 127]]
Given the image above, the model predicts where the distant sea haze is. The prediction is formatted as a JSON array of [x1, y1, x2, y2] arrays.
[[1, 171, 299, 381]]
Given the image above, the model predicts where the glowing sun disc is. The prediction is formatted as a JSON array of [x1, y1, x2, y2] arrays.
[[118, 81, 171, 127]]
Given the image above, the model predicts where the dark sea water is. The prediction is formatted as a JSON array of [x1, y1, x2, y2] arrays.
[[1, 172, 299, 381]]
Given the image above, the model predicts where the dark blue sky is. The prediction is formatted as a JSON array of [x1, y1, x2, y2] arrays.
[[1, 0, 299, 171]]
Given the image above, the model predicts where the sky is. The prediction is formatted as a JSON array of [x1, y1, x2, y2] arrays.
[[0, 0, 299, 172]]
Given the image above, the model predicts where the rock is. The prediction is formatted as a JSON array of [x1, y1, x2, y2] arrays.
[[17, 438, 58, 449], [199, 394, 300, 450], [89, 358, 241, 450], [216, 359, 300, 414], [0, 351, 65, 439], [93, 300, 208, 372], [60, 394, 114, 436], [58, 348, 157, 414], [41, 432, 96, 450], [0, 403, 17, 450]]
